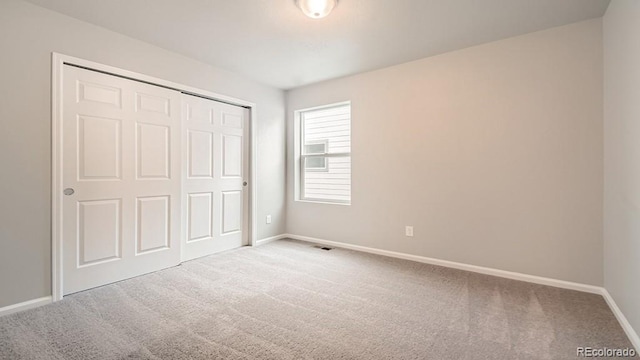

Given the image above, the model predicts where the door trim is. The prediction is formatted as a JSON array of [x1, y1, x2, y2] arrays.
[[51, 53, 259, 302]]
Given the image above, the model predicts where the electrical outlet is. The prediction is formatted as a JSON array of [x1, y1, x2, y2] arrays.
[[266, 215, 272, 224], [405, 226, 414, 237]]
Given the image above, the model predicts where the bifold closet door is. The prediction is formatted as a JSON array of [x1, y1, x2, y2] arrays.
[[61, 65, 182, 295], [182, 94, 249, 261]]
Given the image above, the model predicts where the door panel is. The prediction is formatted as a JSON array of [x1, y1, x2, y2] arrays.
[[221, 112, 243, 128], [182, 95, 249, 261], [222, 191, 242, 234], [137, 123, 170, 179], [188, 130, 214, 178], [78, 81, 122, 108], [187, 192, 213, 242], [78, 199, 122, 266], [78, 115, 122, 180], [135, 92, 171, 116], [62, 65, 181, 295], [222, 135, 242, 177], [136, 196, 170, 254]]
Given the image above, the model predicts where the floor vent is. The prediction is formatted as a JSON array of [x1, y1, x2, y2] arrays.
[[313, 245, 334, 251]]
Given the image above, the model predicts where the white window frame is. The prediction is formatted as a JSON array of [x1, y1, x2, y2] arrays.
[[294, 101, 351, 205]]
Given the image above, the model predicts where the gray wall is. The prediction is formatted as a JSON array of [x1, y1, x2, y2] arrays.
[[603, 0, 640, 340], [0, 0, 286, 308], [286, 19, 604, 286]]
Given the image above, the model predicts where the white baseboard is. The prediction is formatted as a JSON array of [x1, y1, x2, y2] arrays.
[[256, 234, 288, 246], [600, 289, 640, 351], [0, 296, 52, 317], [284, 234, 602, 293]]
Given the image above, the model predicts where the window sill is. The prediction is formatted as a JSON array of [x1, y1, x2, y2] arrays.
[[295, 199, 351, 206]]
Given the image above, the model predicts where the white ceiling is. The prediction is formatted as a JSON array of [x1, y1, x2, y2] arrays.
[[25, 0, 610, 90]]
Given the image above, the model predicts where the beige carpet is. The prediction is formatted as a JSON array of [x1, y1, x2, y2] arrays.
[[0, 239, 635, 359]]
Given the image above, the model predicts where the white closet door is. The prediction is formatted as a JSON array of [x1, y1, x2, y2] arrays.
[[182, 94, 249, 261], [62, 65, 181, 295]]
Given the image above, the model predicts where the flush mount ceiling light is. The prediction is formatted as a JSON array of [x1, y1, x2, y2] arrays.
[[295, 0, 339, 19]]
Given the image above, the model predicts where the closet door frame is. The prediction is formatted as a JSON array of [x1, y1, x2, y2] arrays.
[[51, 53, 258, 302]]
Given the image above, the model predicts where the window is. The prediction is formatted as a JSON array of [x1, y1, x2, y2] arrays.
[[303, 140, 328, 171], [297, 102, 351, 204]]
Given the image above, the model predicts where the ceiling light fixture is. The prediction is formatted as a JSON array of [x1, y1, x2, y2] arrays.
[[295, 0, 338, 19]]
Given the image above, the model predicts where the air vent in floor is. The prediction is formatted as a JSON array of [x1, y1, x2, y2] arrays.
[[312, 245, 334, 251]]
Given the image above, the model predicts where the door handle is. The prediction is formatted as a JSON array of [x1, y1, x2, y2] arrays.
[[63, 188, 75, 196], [243, 181, 248, 187]]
